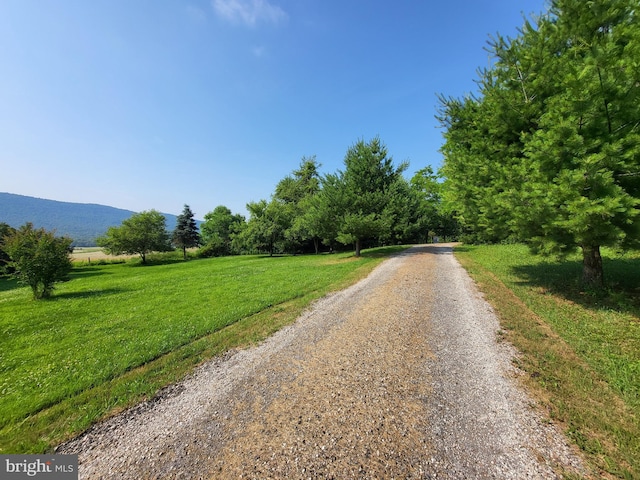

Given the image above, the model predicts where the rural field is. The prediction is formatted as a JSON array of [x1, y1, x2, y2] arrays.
[[0, 246, 406, 454], [70, 247, 136, 262]]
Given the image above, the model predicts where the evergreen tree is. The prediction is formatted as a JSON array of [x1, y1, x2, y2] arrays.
[[306, 172, 346, 252], [439, 0, 640, 286], [172, 205, 201, 260], [336, 137, 407, 256]]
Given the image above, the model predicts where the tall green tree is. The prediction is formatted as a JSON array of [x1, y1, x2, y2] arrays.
[[336, 137, 408, 256], [440, 0, 640, 286], [408, 166, 457, 243], [0, 222, 16, 274], [172, 205, 201, 260], [3, 223, 72, 299], [273, 156, 323, 253], [305, 172, 346, 252], [97, 210, 171, 264], [242, 199, 290, 256], [200, 205, 246, 256]]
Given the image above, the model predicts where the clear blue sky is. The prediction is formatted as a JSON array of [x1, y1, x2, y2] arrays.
[[1, 0, 547, 219]]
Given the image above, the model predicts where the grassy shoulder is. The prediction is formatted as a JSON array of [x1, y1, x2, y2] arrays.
[[0, 246, 408, 454], [454, 244, 640, 479]]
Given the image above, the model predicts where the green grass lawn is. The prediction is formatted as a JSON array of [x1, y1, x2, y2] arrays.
[[0, 246, 407, 453], [455, 244, 640, 479]]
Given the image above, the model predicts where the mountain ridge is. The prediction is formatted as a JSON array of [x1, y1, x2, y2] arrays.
[[0, 192, 186, 246]]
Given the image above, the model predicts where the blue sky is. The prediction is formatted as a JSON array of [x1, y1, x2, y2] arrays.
[[1, 0, 547, 219]]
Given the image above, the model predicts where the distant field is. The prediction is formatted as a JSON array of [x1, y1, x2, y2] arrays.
[[70, 247, 135, 262], [0, 246, 407, 453], [454, 244, 640, 479]]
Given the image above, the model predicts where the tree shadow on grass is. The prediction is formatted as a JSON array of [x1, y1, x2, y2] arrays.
[[127, 257, 196, 267], [511, 256, 640, 317], [52, 288, 129, 300], [452, 244, 473, 253], [360, 245, 412, 258], [68, 267, 113, 280], [0, 276, 20, 293]]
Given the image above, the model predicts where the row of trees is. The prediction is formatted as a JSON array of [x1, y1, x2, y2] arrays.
[[200, 138, 457, 257], [438, 0, 640, 287], [96, 207, 201, 263], [97, 137, 456, 261], [1, 137, 453, 299]]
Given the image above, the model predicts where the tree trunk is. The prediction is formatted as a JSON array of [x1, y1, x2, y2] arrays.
[[183, 246, 187, 260], [581, 245, 603, 288], [355, 238, 361, 257]]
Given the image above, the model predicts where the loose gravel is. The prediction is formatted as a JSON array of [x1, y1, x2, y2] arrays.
[[58, 244, 588, 479]]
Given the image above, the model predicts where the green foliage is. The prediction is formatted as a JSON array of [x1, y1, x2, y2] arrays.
[[242, 199, 290, 256], [97, 210, 172, 264], [274, 157, 323, 254], [408, 167, 459, 242], [0, 222, 16, 274], [200, 205, 246, 256], [172, 204, 201, 260], [197, 140, 448, 257], [197, 234, 228, 258], [305, 172, 345, 249], [244, 141, 451, 255], [329, 137, 409, 256], [439, 0, 640, 287], [2, 223, 72, 299], [241, 157, 324, 256]]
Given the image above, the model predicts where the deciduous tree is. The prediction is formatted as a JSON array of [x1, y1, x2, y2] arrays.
[[274, 156, 322, 253], [0, 222, 16, 274], [200, 205, 246, 256], [3, 223, 72, 299], [97, 210, 171, 264], [242, 199, 290, 256]]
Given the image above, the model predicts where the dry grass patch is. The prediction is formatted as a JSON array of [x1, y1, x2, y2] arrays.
[[455, 245, 639, 479]]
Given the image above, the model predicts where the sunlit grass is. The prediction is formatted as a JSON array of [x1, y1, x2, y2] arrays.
[[0, 246, 407, 453], [455, 244, 640, 479]]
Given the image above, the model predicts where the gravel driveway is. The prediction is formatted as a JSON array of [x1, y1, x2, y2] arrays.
[[58, 244, 587, 479]]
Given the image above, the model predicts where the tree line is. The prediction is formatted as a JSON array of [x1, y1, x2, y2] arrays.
[[438, 0, 640, 287], [1, 137, 453, 299], [199, 137, 456, 258], [98, 137, 457, 263], [95, 137, 455, 262]]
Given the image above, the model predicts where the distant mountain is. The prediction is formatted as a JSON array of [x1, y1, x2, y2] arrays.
[[0, 192, 185, 246]]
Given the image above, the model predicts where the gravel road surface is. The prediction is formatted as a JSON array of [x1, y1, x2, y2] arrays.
[[58, 244, 587, 479]]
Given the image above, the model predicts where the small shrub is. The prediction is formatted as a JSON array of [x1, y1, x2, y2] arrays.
[[3, 223, 73, 299]]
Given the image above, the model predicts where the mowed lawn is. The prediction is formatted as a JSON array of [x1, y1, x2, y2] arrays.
[[455, 244, 640, 479], [0, 247, 406, 453]]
